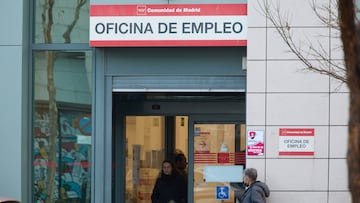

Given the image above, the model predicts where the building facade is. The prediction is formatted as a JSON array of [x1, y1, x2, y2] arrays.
[[0, 0, 350, 202]]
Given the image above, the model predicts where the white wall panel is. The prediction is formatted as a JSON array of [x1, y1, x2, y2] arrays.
[[328, 192, 352, 203], [248, 0, 267, 27], [330, 28, 344, 60], [267, 28, 330, 60], [266, 93, 329, 125], [266, 159, 328, 190], [0, 46, 22, 200], [268, 192, 328, 203], [266, 27, 296, 60], [267, 61, 329, 92], [330, 93, 349, 125], [329, 126, 348, 158], [329, 159, 348, 190], [0, 0, 23, 45], [246, 93, 266, 125], [247, 61, 266, 92], [330, 76, 348, 93], [267, 0, 330, 27], [247, 28, 266, 60]]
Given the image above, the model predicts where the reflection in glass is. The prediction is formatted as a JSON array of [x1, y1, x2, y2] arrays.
[[124, 116, 165, 203], [34, 0, 90, 44], [193, 124, 245, 203], [33, 51, 92, 203], [175, 116, 189, 160]]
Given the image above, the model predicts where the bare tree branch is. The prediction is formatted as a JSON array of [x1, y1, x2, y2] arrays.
[[63, 0, 87, 43], [310, 0, 338, 30], [258, 0, 346, 83], [261, 0, 360, 201]]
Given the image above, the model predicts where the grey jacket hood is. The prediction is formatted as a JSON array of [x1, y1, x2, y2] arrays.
[[238, 181, 270, 203], [253, 181, 270, 198]]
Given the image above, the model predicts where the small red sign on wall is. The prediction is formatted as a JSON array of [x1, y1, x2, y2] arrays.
[[247, 130, 265, 156]]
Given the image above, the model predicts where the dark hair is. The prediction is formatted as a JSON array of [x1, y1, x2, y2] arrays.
[[174, 153, 186, 163], [244, 168, 258, 181]]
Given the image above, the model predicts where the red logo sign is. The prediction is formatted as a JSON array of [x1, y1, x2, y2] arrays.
[[217, 153, 230, 163]]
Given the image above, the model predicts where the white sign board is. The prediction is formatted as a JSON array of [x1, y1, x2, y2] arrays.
[[77, 135, 92, 145], [90, 4, 247, 47], [279, 128, 315, 156], [203, 165, 244, 182]]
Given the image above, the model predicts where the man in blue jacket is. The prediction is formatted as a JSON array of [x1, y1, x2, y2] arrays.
[[238, 168, 270, 203]]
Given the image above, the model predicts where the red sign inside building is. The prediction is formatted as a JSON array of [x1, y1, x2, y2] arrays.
[[217, 152, 230, 163]]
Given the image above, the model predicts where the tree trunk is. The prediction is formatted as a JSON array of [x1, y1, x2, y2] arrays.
[[42, 0, 57, 202], [41, 0, 87, 202], [338, 1, 360, 202], [46, 50, 58, 203]]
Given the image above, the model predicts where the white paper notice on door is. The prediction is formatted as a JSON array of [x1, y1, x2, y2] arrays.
[[203, 165, 244, 182]]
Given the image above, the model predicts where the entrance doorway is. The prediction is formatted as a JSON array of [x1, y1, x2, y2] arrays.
[[112, 93, 246, 203]]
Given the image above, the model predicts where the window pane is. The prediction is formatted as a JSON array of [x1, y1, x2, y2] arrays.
[[33, 51, 92, 203], [193, 124, 245, 203], [175, 116, 189, 160], [124, 116, 165, 203], [34, 0, 90, 43]]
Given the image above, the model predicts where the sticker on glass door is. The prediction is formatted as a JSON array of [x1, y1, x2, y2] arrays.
[[215, 186, 230, 200]]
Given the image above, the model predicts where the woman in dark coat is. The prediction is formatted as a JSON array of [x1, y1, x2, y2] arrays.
[[151, 159, 187, 203]]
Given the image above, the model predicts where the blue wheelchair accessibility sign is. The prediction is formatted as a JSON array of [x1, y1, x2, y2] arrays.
[[215, 186, 230, 200]]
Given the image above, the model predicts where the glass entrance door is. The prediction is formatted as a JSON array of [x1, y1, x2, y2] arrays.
[[189, 116, 246, 203], [124, 116, 165, 203], [122, 115, 190, 203], [112, 92, 246, 203], [117, 115, 245, 203]]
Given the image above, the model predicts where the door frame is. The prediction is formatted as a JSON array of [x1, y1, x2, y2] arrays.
[[111, 93, 245, 203]]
